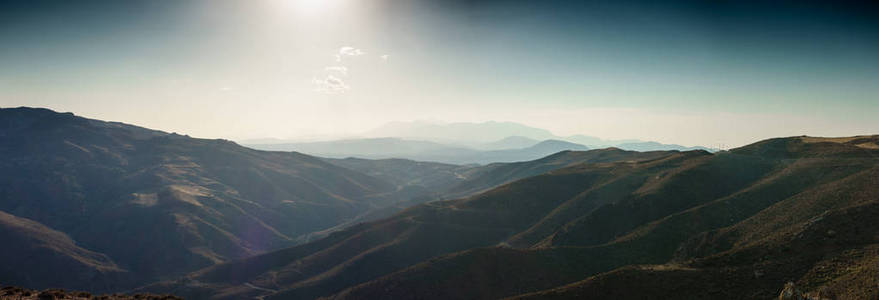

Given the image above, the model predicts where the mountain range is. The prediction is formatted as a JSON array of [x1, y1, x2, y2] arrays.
[[0, 107, 600, 292], [0, 107, 420, 290], [146, 135, 879, 300], [244, 121, 715, 164], [363, 121, 557, 145], [354, 120, 716, 152], [245, 138, 590, 165], [362, 121, 712, 152], [2, 107, 877, 299]]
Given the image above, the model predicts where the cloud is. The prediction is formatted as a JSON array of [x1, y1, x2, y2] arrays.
[[324, 66, 348, 76], [339, 46, 365, 56], [335, 46, 366, 62], [312, 74, 349, 94], [380, 54, 389, 61], [309, 46, 374, 93]]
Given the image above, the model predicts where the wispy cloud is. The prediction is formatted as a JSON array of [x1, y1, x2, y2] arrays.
[[324, 66, 348, 76], [312, 74, 349, 94], [335, 46, 366, 62], [311, 46, 388, 94], [340, 46, 365, 56]]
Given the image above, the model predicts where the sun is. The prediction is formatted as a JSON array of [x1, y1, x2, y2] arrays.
[[297, 0, 329, 11], [285, 0, 339, 15], [269, 0, 353, 21]]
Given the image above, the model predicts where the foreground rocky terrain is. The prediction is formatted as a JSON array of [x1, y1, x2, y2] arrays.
[[0, 284, 180, 300]]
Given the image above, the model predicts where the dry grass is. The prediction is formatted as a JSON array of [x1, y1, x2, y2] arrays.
[[800, 135, 879, 149], [801, 136, 865, 144]]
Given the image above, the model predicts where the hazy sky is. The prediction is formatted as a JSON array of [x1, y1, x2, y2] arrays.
[[2, 0, 878, 147]]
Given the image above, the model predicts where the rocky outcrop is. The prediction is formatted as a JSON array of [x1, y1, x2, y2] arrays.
[[778, 282, 835, 300]]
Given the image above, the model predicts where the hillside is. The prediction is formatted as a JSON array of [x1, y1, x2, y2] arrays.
[[326, 147, 670, 201], [443, 148, 672, 198], [140, 148, 694, 299], [324, 157, 473, 195], [0, 211, 129, 292], [330, 135, 879, 300], [319, 148, 663, 228], [0, 107, 402, 290], [511, 168, 879, 299], [145, 135, 879, 300]]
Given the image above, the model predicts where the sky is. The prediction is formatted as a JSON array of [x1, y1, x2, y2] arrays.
[[1, 0, 878, 147]]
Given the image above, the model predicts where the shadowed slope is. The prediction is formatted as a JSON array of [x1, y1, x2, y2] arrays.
[[512, 200, 879, 300], [0, 107, 398, 289], [326, 136, 879, 300], [0, 210, 129, 291], [142, 148, 681, 299], [317, 149, 675, 233]]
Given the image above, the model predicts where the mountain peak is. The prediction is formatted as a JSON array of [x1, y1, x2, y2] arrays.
[[528, 139, 588, 151], [481, 136, 540, 150], [365, 120, 556, 144]]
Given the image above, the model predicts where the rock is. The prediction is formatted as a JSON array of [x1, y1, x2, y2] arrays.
[[779, 282, 803, 300]]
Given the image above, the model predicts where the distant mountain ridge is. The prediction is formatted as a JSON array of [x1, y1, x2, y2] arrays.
[[247, 137, 475, 160], [479, 136, 541, 150], [244, 121, 717, 161], [364, 121, 556, 145], [365, 120, 715, 151], [246, 137, 590, 165], [615, 141, 715, 152]]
